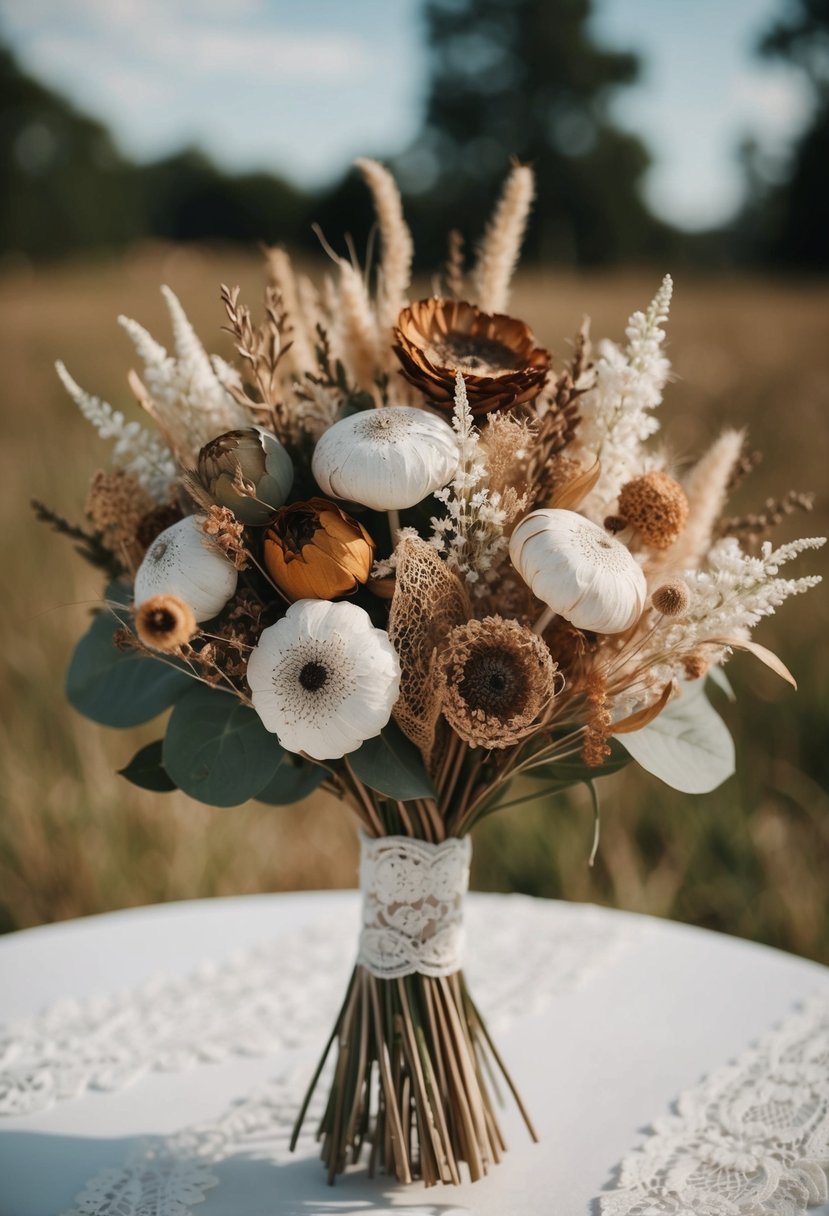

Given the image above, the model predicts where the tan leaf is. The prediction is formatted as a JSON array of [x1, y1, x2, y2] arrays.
[[707, 637, 797, 689], [611, 681, 675, 735]]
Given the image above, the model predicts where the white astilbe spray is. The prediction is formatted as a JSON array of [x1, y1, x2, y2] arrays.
[[680, 536, 824, 643], [632, 535, 825, 697], [55, 361, 176, 499], [579, 275, 673, 523], [430, 372, 515, 595], [119, 286, 248, 457]]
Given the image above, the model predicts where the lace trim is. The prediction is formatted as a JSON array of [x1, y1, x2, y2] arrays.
[[357, 834, 471, 978], [601, 990, 829, 1216]]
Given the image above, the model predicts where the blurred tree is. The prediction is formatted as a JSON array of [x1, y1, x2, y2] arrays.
[[394, 0, 671, 266], [0, 46, 309, 261], [747, 0, 829, 267], [0, 47, 144, 259]]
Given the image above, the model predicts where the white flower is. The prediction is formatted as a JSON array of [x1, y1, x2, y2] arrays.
[[247, 600, 401, 760], [133, 515, 238, 622], [311, 407, 458, 510], [509, 508, 647, 633]]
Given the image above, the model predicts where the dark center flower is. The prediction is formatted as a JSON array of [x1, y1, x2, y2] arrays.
[[299, 661, 329, 692]]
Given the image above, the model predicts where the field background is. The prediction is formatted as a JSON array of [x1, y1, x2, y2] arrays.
[[1, 244, 827, 960]]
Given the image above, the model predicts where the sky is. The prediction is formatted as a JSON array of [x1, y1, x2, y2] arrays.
[[0, 0, 814, 231]]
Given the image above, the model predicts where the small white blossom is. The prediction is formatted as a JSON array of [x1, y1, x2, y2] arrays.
[[429, 372, 514, 594]]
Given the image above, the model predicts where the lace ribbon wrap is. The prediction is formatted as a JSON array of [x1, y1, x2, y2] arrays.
[[357, 834, 472, 979]]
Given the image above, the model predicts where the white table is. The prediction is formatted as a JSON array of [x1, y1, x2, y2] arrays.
[[1, 892, 827, 1216]]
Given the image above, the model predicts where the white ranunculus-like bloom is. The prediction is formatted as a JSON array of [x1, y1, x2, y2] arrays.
[[247, 599, 401, 760], [311, 407, 458, 510], [509, 508, 647, 634], [133, 514, 238, 622]]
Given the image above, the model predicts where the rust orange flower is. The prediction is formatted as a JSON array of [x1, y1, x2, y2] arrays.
[[393, 298, 551, 415], [264, 498, 375, 600]]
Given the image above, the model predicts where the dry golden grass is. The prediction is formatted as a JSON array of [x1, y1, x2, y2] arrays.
[[1, 244, 827, 959]]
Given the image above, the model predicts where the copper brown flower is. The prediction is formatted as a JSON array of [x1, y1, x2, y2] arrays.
[[393, 298, 551, 416], [264, 498, 375, 601]]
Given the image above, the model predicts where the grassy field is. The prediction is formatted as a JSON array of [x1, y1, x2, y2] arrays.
[[1, 244, 827, 960]]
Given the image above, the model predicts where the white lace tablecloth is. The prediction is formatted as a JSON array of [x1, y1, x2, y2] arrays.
[[0, 891, 827, 1216]]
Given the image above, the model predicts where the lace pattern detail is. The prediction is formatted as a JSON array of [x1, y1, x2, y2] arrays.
[[357, 834, 472, 978], [601, 991, 829, 1216], [11, 895, 644, 1216], [0, 919, 346, 1118], [1, 896, 634, 1121]]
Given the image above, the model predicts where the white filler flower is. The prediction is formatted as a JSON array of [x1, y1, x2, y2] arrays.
[[509, 508, 647, 634], [134, 514, 238, 622], [248, 599, 401, 760], [311, 407, 458, 510]]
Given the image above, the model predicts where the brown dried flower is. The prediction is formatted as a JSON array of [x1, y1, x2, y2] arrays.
[[651, 579, 690, 617], [618, 471, 689, 549], [135, 594, 197, 653], [581, 672, 612, 768], [683, 652, 710, 680], [393, 298, 551, 415], [85, 470, 153, 574], [438, 616, 557, 749]]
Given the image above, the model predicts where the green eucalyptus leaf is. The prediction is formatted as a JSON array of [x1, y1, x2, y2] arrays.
[[66, 607, 192, 728], [617, 679, 735, 794], [118, 740, 176, 792], [255, 753, 327, 805], [163, 686, 283, 807], [348, 720, 436, 802]]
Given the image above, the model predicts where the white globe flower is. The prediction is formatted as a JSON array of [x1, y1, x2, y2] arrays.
[[247, 599, 401, 760], [134, 514, 238, 622], [509, 508, 647, 634], [311, 406, 458, 510]]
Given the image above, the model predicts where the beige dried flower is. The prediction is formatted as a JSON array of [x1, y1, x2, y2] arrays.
[[135, 594, 197, 653], [618, 471, 689, 549], [438, 616, 557, 749], [652, 579, 691, 617], [201, 506, 250, 572]]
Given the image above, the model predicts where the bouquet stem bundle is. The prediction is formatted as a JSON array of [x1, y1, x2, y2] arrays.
[[294, 963, 536, 1186]]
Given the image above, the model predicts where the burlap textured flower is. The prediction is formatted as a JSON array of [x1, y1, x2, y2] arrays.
[[393, 298, 551, 416]]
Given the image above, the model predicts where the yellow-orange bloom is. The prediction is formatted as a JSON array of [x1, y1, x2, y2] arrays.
[[264, 498, 375, 600]]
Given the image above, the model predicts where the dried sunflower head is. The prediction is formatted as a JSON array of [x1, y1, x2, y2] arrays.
[[437, 616, 558, 749], [393, 298, 551, 416]]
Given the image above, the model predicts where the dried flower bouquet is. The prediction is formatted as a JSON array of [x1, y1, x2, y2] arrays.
[[42, 159, 823, 1187]]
